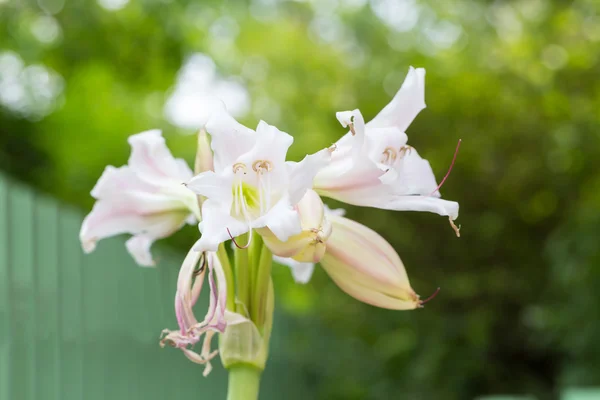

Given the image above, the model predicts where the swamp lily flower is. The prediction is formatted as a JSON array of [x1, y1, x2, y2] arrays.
[[313, 67, 461, 235], [80, 130, 200, 266], [276, 193, 426, 310], [186, 104, 331, 252]]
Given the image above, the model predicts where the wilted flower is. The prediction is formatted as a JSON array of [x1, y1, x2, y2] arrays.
[[186, 104, 331, 252], [160, 244, 228, 376], [313, 67, 460, 235], [79, 130, 200, 266]]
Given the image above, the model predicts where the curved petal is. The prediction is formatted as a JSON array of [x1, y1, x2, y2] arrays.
[[127, 130, 186, 184], [196, 200, 249, 252], [273, 256, 315, 284], [335, 109, 366, 164], [239, 120, 293, 168], [376, 195, 459, 219], [80, 200, 189, 255], [367, 67, 426, 133], [90, 166, 155, 199], [256, 196, 301, 242], [205, 103, 256, 172], [287, 148, 331, 205], [186, 170, 233, 204], [390, 148, 440, 196], [125, 235, 156, 267]]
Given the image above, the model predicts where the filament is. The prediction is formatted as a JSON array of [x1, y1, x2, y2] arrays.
[[429, 139, 461, 196], [420, 287, 441, 306]]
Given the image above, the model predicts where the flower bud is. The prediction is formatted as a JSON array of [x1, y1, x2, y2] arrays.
[[321, 213, 420, 310], [258, 190, 331, 263]]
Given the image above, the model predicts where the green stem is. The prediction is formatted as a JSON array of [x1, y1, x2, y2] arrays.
[[234, 233, 250, 315], [248, 234, 263, 296], [226, 364, 262, 400], [217, 243, 235, 310], [251, 245, 272, 328]]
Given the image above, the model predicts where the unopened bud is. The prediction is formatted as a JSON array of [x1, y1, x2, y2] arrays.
[[321, 213, 420, 310]]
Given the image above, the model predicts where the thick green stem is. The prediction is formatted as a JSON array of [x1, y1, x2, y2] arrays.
[[217, 243, 236, 310], [226, 364, 262, 400], [234, 233, 250, 315], [251, 245, 272, 329]]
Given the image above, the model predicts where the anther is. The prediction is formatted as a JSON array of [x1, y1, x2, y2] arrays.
[[420, 287, 441, 306], [328, 143, 337, 153], [449, 217, 461, 238], [429, 139, 461, 196], [398, 145, 413, 158], [381, 147, 397, 165], [233, 162, 247, 174], [252, 160, 273, 173], [348, 123, 356, 136]]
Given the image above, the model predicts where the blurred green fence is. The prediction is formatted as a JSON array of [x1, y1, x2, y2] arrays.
[[0, 173, 312, 400], [1, 171, 599, 400]]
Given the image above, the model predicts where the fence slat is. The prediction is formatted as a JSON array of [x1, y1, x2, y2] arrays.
[[58, 209, 84, 399], [9, 182, 36, 400], [35, 194, 61, 400], [0, 176, 10, 400]]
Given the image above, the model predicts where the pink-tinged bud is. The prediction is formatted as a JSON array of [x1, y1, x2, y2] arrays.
[[321, 213, 420, 310], [259, 190, 331, 263]]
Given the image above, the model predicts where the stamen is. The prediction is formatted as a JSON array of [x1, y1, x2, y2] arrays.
[[233, 162, 247, 174], [420, 287, 441, 306], [328, 143, 337, 153], [449, 217, 461, 238], [381, 147, 397, 165], [429, 139, 461, 196], [398, 145, 413, 158], [252, 160, 272, 172], [348, 122, 356, 136]]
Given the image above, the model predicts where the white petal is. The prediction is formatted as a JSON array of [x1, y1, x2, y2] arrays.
[[256, 196, 301, 242], [335, 110, 356, 128], [391, 148, 439, 196], [381, 196, 459, 219], [287, 148, 331, 205], [79, 200, 189, 257], [273, 256, 315, 284], [125, 235, 156, 267], [127, 130, 186, 184], [367, 67, 426, 133], [90, 166, 155, 199], [205, 103, 256, 172], [237, 120, 293, 170], [186, 170, 233, 203], [196, 200, 249, 252]]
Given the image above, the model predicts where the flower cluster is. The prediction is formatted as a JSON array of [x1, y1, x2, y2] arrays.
[[80, 67, 460, 375]]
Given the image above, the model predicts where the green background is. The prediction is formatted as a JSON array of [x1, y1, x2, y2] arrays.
[[1, 0, 600, 398]]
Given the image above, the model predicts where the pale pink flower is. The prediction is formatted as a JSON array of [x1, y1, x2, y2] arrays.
[[313, 67, 460, 234], [80, 130, 200, 266]]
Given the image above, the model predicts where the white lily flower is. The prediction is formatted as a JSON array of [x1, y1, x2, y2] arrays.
[[79, 130, 200, 266], [186, 104, 331, 252], [313, 67, 460, 235]]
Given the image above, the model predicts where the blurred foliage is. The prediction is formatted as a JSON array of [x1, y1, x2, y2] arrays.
[[2, 0, 600, 398]]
